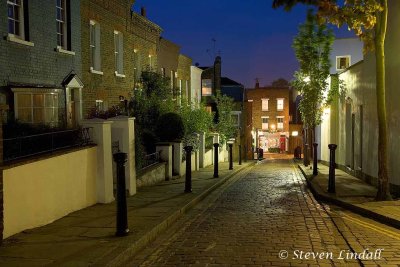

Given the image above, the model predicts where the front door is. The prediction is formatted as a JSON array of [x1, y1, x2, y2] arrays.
[[68, 88, 76, 127], [280, 136, 286, 152]]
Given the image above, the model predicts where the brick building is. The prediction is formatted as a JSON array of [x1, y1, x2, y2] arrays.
[[0, 0, 82, 127], [245, 83, 290, 157], [200, 56, 221, 112], [158, 38, 192, 105], [80, 1, 161, 116]]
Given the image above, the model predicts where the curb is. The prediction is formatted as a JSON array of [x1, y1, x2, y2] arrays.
[[101, 162, 256, 267], [298, 165, 400, 231]]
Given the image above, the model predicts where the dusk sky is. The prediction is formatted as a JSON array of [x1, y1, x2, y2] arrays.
[[133, 1, 355, 88]]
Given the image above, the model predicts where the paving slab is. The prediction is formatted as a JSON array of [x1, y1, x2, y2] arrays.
[[0, 161, 254, 266], [299, 161, 400, 229]]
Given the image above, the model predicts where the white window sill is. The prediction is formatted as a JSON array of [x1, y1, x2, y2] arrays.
[[7, 34, 34, 47], [90, 68, 103, 75], [114, 72, 125, 78], [56, 46, 75, 56]]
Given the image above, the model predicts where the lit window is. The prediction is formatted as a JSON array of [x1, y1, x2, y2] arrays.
[[277, 99, 284, 111], [7, 0, 24, 38], [262, 116, 269, 130], [15, 92, 59, 126], [161, 67, 165, 77], [202, 79, 212, 96], [262, 98, 269, 111], [336, 56, 350, 70], [56, 0, 69, 49], [277, 116, 284, 129], [114, 31, 124, 75], [95, 100, 104, 111], [90, 21, 101, 72], [231, 113, 240, 127]]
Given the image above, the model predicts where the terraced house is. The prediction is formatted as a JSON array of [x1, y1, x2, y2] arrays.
[[0, 0, 82, 127], [80, 0, 162, 116]]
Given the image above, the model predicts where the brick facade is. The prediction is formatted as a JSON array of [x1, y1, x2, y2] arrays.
[[80, 0, 162, 116], [0, 0, 82, 125], [245, 86, 290, 156], [177, 54, 192, 103]]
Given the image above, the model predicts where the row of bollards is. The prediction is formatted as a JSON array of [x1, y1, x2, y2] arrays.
[[113, 143, 242, 237]]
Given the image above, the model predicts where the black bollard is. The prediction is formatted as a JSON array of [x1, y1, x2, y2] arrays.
[[313, 143, 318, 176], [304, 144, 310, 166], [244, 145, 247, 162], [184, 146, 193, 193], [213, 143, 219, 178], [228, 143, 233, 170], [239, 144, 242, 165], [113, 152, 129, 236], [328, 144, 337, 193]]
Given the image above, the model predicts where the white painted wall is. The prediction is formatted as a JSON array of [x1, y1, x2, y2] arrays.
[[330, 38, 363, 74], [320, 0, 400, 187], [3, 147, 98, 239], [190, 66, 202, 107]]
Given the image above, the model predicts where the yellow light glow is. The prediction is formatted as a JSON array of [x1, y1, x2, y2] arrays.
[[292, 131, 299, 136]]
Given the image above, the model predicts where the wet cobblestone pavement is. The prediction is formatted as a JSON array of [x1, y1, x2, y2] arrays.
[[130, 159, 400, 266]]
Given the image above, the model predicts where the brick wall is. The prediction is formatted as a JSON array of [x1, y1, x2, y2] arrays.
[[80, 0, 161, 116], [245, 87, 290, 133], [177, 54, 192, 102]]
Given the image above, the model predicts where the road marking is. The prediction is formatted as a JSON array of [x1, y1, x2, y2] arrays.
[[338, 212, 400, 240]]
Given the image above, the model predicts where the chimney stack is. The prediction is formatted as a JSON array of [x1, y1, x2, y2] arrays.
[[255, 78, 260, 89], [141, 6, 146, 17]]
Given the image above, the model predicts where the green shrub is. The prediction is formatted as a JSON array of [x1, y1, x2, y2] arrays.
[[156, 112, 184, 142]]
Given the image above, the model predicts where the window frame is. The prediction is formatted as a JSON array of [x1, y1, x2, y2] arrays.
[[13, 90, 61, 125], [261, 98, 269, 111], [336, 55, 351, 71], [90, 20, 102, 74], [114, 30, 124, 76], [261, 116, 269, 130], [277, 98, 284, 111], [276, 116, 284, 130], [201, 79, 212, 96], [56, 0, 67, 49], [7, 0, 24, 39]]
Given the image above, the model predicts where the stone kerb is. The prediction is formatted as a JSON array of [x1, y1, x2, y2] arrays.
[[81, 119, 114, 204], [109, 116, 136, 196]]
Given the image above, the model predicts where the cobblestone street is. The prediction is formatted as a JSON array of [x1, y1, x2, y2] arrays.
[[129, 160, 400, 267]]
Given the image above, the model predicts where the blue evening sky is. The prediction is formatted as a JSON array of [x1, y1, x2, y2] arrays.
[[133, 1, 355, 88]]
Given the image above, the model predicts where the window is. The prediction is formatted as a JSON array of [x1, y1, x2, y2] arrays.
[[8, 0, 24, 38], [15, 92, 59, 125], [170, 70, 174, 89], [262, 98, 269, 111], [148, 54, 153, 70], [202, 79, 212, 96], [336, 56, 350, 70], [262, 116, 269, 130], [90, 20, 101, 72], [231, 113, 240, 127], [56, 0, 70, 49], [161, 67, 165, 77], [95, 100, 104, 111], [114, 31, 124, 75], [277, 116, 284, 130], [277, 98, 284, 111]]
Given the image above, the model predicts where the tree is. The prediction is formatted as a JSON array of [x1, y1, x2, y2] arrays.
[[291, 9, 334, 131], [271, 78, 290, 87], [212, 91, 237, 144], [273, 0, 390, 200]]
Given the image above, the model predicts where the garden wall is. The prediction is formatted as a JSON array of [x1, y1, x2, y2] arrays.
[[2, 147, 97, 239], [136, 163, 166, 188]]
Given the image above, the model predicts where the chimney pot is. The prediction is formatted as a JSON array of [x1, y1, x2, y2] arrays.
[[141, 6, 146, 17]]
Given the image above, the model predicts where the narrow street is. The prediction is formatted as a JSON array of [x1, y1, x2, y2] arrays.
[[128, 160, 400, 267]]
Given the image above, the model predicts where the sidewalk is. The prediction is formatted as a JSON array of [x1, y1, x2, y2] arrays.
[[298, 162, 400, 229], [0, 161, 254, 267]]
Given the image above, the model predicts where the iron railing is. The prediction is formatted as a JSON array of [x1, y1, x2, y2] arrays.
[[140, 151, 160, 170], [3, 127, 93, 162]]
